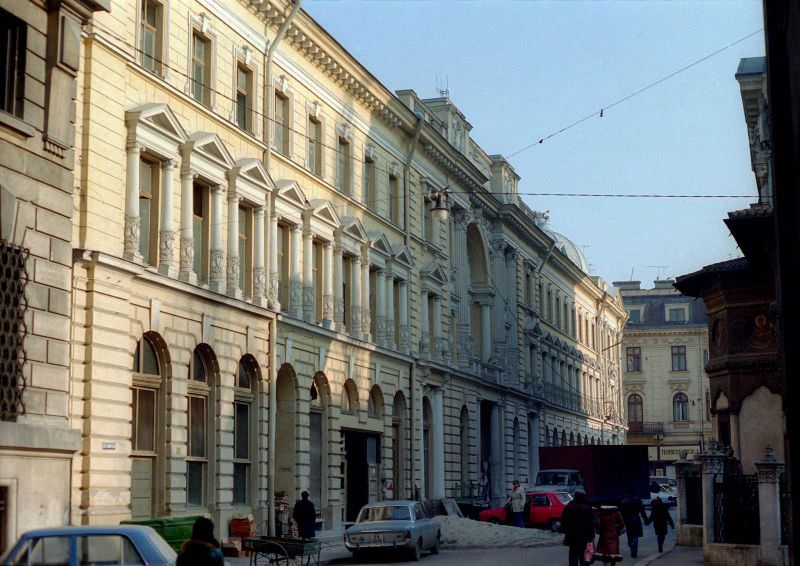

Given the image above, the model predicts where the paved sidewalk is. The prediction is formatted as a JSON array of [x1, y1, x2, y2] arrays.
[[634, 544, 705, 566]]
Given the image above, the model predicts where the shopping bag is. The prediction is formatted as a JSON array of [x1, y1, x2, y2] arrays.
[[583, 541, 595, 563]]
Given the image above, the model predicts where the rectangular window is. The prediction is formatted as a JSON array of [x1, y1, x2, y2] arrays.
[[0, 10, 26, 118], [388, 174, 399, 224], [307, 117, 321, 175], [668, 307, 687, 322], [369, 269, 377, 338], [363, 155, 375, 207], [671, 345, 687, 371], [233, 401, 249, 505], [393, 280, 400, 349], [313, 241, 323, 323], [191, 32, 211, 106], [238, 205, 253, 297], [132, 387, 156, 452], [336, 137, 351, 194], [138, 158, 159, 265], [187, 395, 207, 506], [628, 309, 641, 324], [274, 92, 289, 155], [236, 64, 253, 131], [139, 0, 163, 74], [626, 347, 642, 372], [277, 224, 289, 308], [192, 183, 209, 282]]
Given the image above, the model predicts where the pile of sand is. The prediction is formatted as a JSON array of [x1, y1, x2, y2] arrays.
[[432, 515, 563, 548]]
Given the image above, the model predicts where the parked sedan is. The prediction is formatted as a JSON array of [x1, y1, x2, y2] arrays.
[[478, 491, 572, 532], [344, 501, 441, 561], [0, 525, 177, 565]]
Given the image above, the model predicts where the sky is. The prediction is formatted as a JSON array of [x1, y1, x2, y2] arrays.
[[303, 0, 766, 287]]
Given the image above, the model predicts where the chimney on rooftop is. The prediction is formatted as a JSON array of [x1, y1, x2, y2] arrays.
[[613, 281, 641, 291], [653, 279, 676, 290]]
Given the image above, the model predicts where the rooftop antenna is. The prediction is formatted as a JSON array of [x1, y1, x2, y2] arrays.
[[435, 67, 449, 99], [648, 265, 668, 280], [629, 266, 635, 280]]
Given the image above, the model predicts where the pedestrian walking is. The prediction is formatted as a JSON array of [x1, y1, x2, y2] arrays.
[[619, 487, 648, 558], [176, 517, 225, 566], [594, 505, 625, 566], [561, 489, 595, 566], [506, 479, 526, 528], [648, 497, 674, 553], [292, 491, 317, 539]]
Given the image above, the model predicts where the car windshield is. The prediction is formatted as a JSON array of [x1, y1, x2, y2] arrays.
[[357, 505, 411, 523], [537, 472, 570, 485], [555, 493, 573, 504]]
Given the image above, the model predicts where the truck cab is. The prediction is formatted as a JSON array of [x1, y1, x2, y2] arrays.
[[533, 469, 585, 494]]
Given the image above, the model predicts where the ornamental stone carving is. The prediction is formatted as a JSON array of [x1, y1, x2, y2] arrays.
[[253, 267, 265, 298], [180, 238, 194, 270], [124, 215, 141, 260], [159, 230, 176, 266], [227, 255, 240, 290]]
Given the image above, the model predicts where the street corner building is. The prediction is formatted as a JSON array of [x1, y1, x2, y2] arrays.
[[0, 0, 626, 549]]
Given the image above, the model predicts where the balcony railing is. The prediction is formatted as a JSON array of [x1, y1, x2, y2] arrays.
[[535, 382, 607, 418], [627, 421, 665, 435]]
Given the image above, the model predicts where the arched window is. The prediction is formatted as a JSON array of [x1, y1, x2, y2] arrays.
[[673, 392, 689, 422], [343, 379, 358, 414], [187, 344, 216, 507], [627, 394, 644, 426], [368, 385, 384, 418], [233, 355, 258, 506]]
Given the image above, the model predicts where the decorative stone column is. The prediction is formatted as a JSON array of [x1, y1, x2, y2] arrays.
[[453, 210, 470, 368], [333, 243, 344, 329], [376, 270, 386, 346], [290, 224, 302, 318], [322, 241, 334, 329], [267, 200, 279, 310], [419, 290, 430, 356], [124, 142, 143, 261], [226, 189, 242, 298], [209, 184, 225, 292], [303, 226, 314, 322], [385, 274, 395, 349], [253, 205, 266, 307], [361, 248, 371, 341], [350, 255, 362, 337], [158, 158, 177, 276], [398, 280, 409, 353], [178, 167, 197, 284], [700, 443, 726, 546], [755, 446, 785, 566]]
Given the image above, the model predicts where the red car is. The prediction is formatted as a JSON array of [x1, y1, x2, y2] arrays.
[[478, 491, 572, 532]]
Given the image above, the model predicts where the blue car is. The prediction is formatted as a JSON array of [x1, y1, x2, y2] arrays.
[[1, 525, 177, 565], [344, 501, 441, 562]]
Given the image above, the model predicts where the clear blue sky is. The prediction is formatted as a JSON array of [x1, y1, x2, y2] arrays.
[[304, 0, 765, 287]]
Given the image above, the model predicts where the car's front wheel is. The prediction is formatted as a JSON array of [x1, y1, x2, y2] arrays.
[[548, 518, 562, 532]]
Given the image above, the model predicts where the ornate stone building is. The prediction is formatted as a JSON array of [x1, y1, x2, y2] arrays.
[[2, 0, 626, 545], [617, 280, 710, 477]]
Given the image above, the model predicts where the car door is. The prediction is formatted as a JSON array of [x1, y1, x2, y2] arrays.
[[414, 503, 432, 548], [531, 494, 551, 525]]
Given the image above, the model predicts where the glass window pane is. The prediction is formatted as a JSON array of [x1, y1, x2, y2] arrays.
[[193, 349, 207, 382], [135, 388, 156, 452], [189, 396, 206, 457], [187, 461, 205, 506], [78, 535, 145, 565], [26, 536, 71, 564], [142, 338, 159, 375], [237, 92, 247, 128], [233, 462, 248, 506], [237, 360, 251, 390], [235, 402, 249, 460]]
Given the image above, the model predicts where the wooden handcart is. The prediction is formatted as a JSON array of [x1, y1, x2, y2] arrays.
[[243, 536, 322, 566]]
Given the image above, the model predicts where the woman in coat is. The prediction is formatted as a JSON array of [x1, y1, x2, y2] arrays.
[[619, 488, 648, 558], [176, 517, 225, 566], [648, 497, 675, 553], [594, 505, 625, 565]]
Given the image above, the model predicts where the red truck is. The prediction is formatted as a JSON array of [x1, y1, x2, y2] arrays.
[[535, 445, 650, 505]]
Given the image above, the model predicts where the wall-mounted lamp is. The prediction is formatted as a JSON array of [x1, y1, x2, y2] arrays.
[[430, 186, 450, 222]]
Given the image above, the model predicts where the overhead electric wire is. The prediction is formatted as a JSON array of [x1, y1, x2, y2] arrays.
[[506, 28, 765, 158]]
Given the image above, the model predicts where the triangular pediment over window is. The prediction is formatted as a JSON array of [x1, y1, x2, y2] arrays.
[[368, 232, 393, 256], [391, 245, 415, 268], [276, 179, 308, 209], [341, 216, 368, 242], [126, 103, 187, 144], [309, 199, 340, 228], [233, 158, 274, 190], [187, 132, 234, 168], [421, 261, 448, 285]]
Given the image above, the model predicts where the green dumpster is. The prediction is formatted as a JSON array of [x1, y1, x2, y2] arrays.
[[122, 515, 203, 552]]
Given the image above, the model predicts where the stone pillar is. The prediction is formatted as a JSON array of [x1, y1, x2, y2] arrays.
[[303, 227, 314, 322], [420, 290, 429, 356], [178, 168, 197, 283], [376, 270, 386, 346], [333, 244, 344, 329], [432, 295, 442, 361], [755, 446, 785, 566], [323, 242, 334, 329], [267, 201, 279, 309], [453, 211, 470, 367], [398, 280, 409, 353], [432, 388, 445, 498], [481, 302, 491, 362], [386, 275, 395, 349], [158, 159, 177, 276], [209, 184, 225, 292], [674, 457, 692, 528], [361, 249, 370, 341], [351, 255, 362, 336], [505, 248, 519, 376], [253, 205, 266, 307], [701, 444, 726, 546], [290, 224, 302, 318], [124, 143, 142, 261], [226, 190, 241, 298]]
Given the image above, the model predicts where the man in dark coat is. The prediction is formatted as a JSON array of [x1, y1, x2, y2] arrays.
[[648, 497, 674, 553], [293, 491, 317, 539], [619, 487, 648, 558], [561, 489, 595, 566]]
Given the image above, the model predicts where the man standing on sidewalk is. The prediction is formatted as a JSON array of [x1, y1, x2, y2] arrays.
[[507, 480, 526, 528], [619, 487, 648, 558]]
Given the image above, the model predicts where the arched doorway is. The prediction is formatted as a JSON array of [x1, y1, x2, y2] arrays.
[[392, 392, 407, 499], [309, 372, 330, 522], [275, 364, 297, 501]]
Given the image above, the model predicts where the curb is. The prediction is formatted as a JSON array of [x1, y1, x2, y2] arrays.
[[633, 547, 674, 566]]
